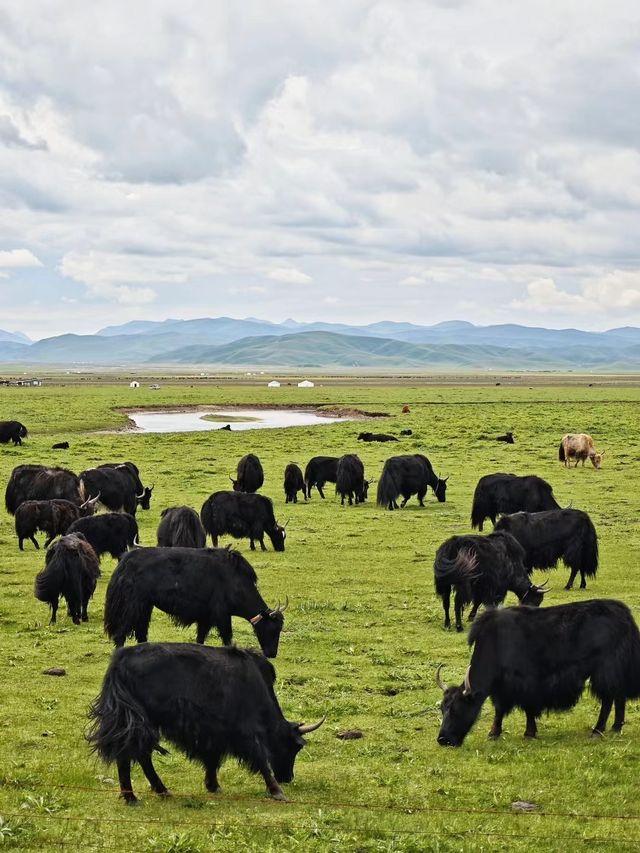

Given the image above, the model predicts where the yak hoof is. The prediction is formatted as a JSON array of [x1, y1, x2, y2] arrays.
[[488, 732, 501, 740], [270, 790, 287, 802], [456, 625, 464, 633], [156, 789, 171, 798], [591, 729, 605, 738], [523, 732, 537, 739], [122, 794, 138, 806], [611, 724, 624, 733]]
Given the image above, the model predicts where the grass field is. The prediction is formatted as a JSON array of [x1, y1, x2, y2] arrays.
[[1, 379, 640, 852]]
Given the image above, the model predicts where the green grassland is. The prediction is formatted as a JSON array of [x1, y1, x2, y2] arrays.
[[1, 380, 640, 852]]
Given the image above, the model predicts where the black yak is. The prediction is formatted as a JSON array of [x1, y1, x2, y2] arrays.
[[470, 473, 560, 531], [357, 432, 398, 442], [87, 643, 324, 803], [434, 531, 547, 632], [304, 456, 338, 500], [157, 506, 206, 548], [67, 512, 139, 560], [376, 454, 447, 510], [496, 432, 514, 444], [336, 454, 368, 506], [80, 463, 153, 515], [283, 463, 307, 503], [437, 600, 640, 745], [103, 546, 287, 655], [52, 441, 70, 450], [15, 494, 100, 550], [231, 453, 264, 493], [495, 509, 599, 590], [0, 421, 28, 446], [200, 491, 286, 552], [34, 533, 101, 624], [5, 464, 83, 515]]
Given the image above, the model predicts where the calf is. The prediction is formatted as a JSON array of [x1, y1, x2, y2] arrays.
[[67, 512, 139, 560], [283, 463, 307, 503], [15, 494, 99, 550], [470, 473, 560, 531], [434, 531, 547, 632], [34, 533, 101, 624], [201, 491, 286, 551], [336, 454, 368, 505], [157, 506, 206, 548], [104, 546, 287, 654], [495, 509, 598, 590], [88, 643, 324, 803], [437, 600, 640, 745]]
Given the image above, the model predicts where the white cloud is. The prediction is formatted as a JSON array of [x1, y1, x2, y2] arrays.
[[512, 278, 588, 313], [267, 267, 312, 285], [0, 249, 43, 268], [583, 271, 640, 309]]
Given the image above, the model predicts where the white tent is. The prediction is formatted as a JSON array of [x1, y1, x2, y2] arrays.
[[297, 379, 314, 388], [267, 380, 281, 387], [129, 381, 140, 388]]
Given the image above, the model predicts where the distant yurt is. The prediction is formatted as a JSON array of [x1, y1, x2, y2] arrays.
[[298, 379, 314, 388], [267, 380, 281, 388], [129, 381, 140, 388]]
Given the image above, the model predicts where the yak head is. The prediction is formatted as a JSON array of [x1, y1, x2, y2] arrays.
[[268, 523, 287, 552], [79, 493, 101, 516], [433, 476, 449, 503], [436, 666, 483, 747], [252, 599, 288, 657], [271, 716, 326, 783], [357, 479, 370, 503], [136, 485, 154, 510], [590, 450, 604, 469]]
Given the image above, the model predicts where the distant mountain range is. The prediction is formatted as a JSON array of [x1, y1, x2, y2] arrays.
[[1, 317, 640, 370]]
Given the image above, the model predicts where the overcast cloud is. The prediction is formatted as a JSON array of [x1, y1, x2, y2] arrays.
[[1, 0, 639, 339]]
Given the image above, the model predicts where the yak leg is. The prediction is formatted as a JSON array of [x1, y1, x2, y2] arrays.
[[255, 751, 286, 801], [212, 534, 219, 547], [592, 698, 613, 735], [216, 615, 233, 646], [117, 756, 137, 804], [49, 600, 59, 624], [250, 538, 256, 550], [611, 698, 626, 732], [441, 587, 451, 630], [524, 712, 538, 739], [488, 706, 505, 739], [565, 567, 579, 590], [468, 602, 480, 622], [205, 755, 223, 793], [134, 606, 152, 644], [139, 754, 169, 797], [454, 590, 464, 633], [317, 483, 325, 499], [579, 569, 587, 589], [417, 489, 427, 507], [196, 621, 212, 644], [258, 535, 267, 551], [30, 536, 40, 550], [82, 596, 89, 622]]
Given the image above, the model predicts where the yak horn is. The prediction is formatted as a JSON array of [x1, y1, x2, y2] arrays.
[[435, 664, 448, 692], [463, 666, 472, 696], [283, 518, 291, 529], [298, 715, 326, 734], [136, 491, 145, 499], [271, 596, 289, 615]]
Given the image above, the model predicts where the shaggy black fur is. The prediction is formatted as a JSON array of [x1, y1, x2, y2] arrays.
[[470, 473, 560, 531], [34, 533, 100, 624], [377, 454, 447, 510], [200, 491, 286, 551], [157, 506, 206, 548]]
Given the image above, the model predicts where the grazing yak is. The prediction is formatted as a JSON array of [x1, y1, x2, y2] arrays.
[[495, 509, 599, 590], [80, 462, 153, 516], [88, 643, 324, 803], [34, 533, 101, 624], [336, 454, 368, 506], [304, 456, 338, 499], [377, 454, 447, 510], [357, 432, 398, 442], [436, 600, 640, 745], [67, 512, 139, 560], [434, 531, 547, 632], [470, 473, 560, 531], [5, 464, 83, 515], [104, 546, 287, 654], [15, 494, 100, 550], [496, 432, 514, 444], [283, 463, 307, 503], [201, 491, 286, 551], [559, 433, 604, 468], [157, 506, 206, 548], [231, 453, 264, 493], [0, 421, 28, 446]]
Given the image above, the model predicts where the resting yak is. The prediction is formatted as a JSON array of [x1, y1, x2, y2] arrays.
[[0, 421, 28, 446], [437, 600, 640, 745], [5, 464, 83, 515], [470, 473, 560, 531], [434, 530, 547, 632], [336, 454, 368, 506], [157, 505, 206, 548], [15, 494, 99, 550], [304, 456, 338, 500], [201, 491, 286, 551], [495, 508, 598, 590], [357, 432, 398, 442], [88, 643, 324, 803], [67, 512, 139, 561], [377, 454, 447, 510], [34, 533, 101, 624], [104, 546, 287, 655], [231, 453, 264, 493]]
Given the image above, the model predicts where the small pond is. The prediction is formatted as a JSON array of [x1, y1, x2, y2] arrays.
[[126, 408, 352, 434]]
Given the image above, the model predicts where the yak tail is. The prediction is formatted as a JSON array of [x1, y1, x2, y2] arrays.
[[434, 547, 479, 592], [571, 518, 599, 578], [34, 560, 65, 605], [376, 463, 399, 508], [470, 491, 488, 530], [87, 652, 164, 763], [175, 513, 206, 548], [103, 558, 148, 643], [558, 442, 566, 462]]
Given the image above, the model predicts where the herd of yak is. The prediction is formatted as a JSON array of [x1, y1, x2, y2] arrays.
[[4, 418, 639, 805]]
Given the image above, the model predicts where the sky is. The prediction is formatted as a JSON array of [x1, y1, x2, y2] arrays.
[[1, 0, 640, 340]]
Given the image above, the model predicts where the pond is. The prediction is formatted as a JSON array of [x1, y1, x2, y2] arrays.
[[126, 408, 352, 433]]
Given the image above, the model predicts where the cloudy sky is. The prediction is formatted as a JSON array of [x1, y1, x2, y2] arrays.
[[1, 0, 640, 339]]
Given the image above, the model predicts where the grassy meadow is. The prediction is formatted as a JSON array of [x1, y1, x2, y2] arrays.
[[1, 378, 640, 852]]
